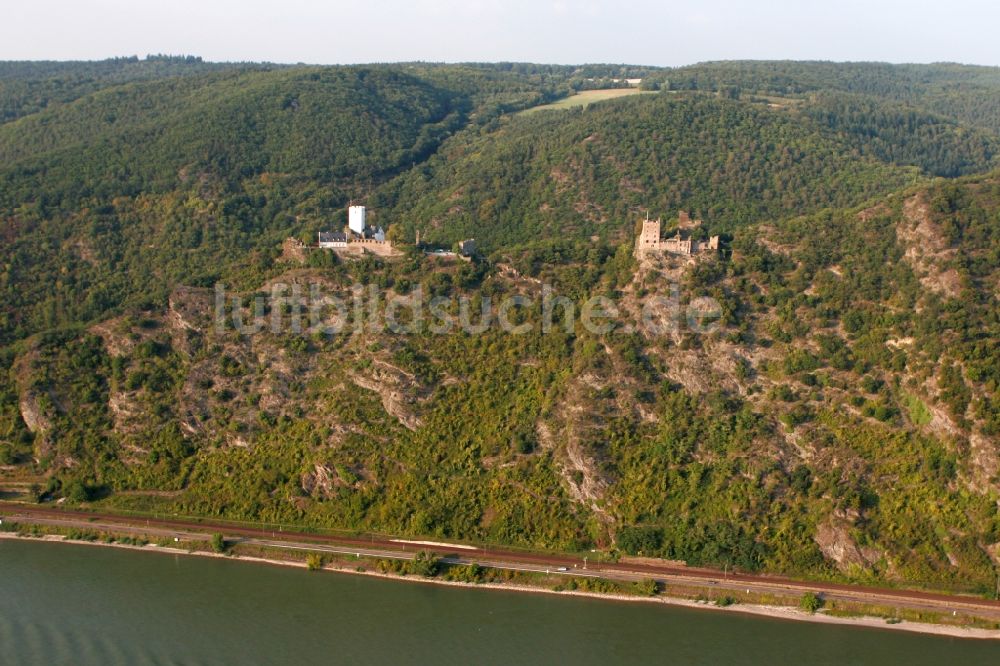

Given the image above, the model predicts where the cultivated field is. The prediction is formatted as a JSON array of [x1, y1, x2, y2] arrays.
[[521, 88, 654, 114]]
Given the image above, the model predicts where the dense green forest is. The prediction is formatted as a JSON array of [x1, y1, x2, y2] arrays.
[[799, 92, 999, 177], [659, 60, 1000, 135], [1, 58, 999, 594], [377, 93, 922, 248], [0, 55, 256, 123]]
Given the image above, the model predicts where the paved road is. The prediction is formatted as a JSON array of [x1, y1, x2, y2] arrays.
[[4, 502, 1000, 622]]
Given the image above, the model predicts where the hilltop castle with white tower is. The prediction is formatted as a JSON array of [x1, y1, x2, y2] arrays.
[[317, 204, 392, 255]]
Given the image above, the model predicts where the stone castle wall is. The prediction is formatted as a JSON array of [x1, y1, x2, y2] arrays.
[[636, 211, 720, 257]]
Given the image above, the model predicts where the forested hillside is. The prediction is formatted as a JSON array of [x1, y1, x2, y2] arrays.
[[0, 66, 471, 344], [377, 93, 922, 248], [3, 59, 1000, 344], [0, 60, 650, 345], [0, 55, 281, 127], [1, 58, 999, 595], [658, 60, 1000, 135], [800, 92, 999, 177]]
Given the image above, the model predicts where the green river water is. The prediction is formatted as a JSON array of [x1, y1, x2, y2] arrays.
[[1, 539, 998, 664]]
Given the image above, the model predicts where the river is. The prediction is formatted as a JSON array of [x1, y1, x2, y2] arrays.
[[1, 539, 997, 664]]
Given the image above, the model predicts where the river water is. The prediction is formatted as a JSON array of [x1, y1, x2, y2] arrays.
[[1, 539, 997, 664]]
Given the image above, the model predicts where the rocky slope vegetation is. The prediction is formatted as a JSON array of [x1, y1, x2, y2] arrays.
[[2, 59, 1000, 594]]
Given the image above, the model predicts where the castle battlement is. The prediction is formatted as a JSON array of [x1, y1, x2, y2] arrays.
[[636, 210, 719, 257]]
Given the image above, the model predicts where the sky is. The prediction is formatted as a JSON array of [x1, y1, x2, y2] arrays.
[[3, 0, 998, 67]]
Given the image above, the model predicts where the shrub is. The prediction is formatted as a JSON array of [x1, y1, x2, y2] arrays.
[[633, 578, 659, 597], [446, 563, 486, 583], [800, 592, 824, 613], [789, 465, 813, 494], [408, 551, 440, 577], [63, 479, 91, 503]]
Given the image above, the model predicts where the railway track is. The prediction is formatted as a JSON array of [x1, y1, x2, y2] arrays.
[[4, 501, 1000, 621]]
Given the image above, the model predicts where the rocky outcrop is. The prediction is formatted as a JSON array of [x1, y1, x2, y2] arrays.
[[18, 393, 50, 436], [301, 464, 337, 499], [280, 237, 308, 264], [814, 516, 883, 573], [349, 360, 428, 431], [14, 352, 51, 438], [898, 194, 962, 298], [537, 367, 614, 524]]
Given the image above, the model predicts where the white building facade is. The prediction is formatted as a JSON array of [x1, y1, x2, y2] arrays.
[[348, 205, 367, 235]]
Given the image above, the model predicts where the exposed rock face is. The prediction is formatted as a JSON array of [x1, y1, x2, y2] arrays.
[[349, 360, 428, 431], [107, 390, 143, 439], [301, 464, 336, 499], [563, 435, 610, 513], [12, 352, 53, 461], [814, 517, 883, 573], [18, 394, 50, 436], [898, 194, 962, 298], [537, 367, 614, 524], [281, 237, 308, 264], [967, 431, 1000, 494], [14, 352, 51, 438], [167, 287, 215, 336]]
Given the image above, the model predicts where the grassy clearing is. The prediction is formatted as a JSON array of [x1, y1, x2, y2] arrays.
[[903, 392, 933, 426], [520, 89, 654, 114], [746, 93, 804, 109]]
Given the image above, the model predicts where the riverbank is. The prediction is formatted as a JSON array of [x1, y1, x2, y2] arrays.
[[4, 531, 998, 641]]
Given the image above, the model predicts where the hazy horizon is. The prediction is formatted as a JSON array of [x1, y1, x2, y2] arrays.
[[3, 55, 998, 69], [4, 0, 999, 68]]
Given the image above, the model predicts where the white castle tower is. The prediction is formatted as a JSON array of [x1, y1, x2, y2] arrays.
[[348, 205, 367, 235]]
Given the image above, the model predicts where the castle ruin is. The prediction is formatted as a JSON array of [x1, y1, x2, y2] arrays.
[[636, 210, 720, 257]]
